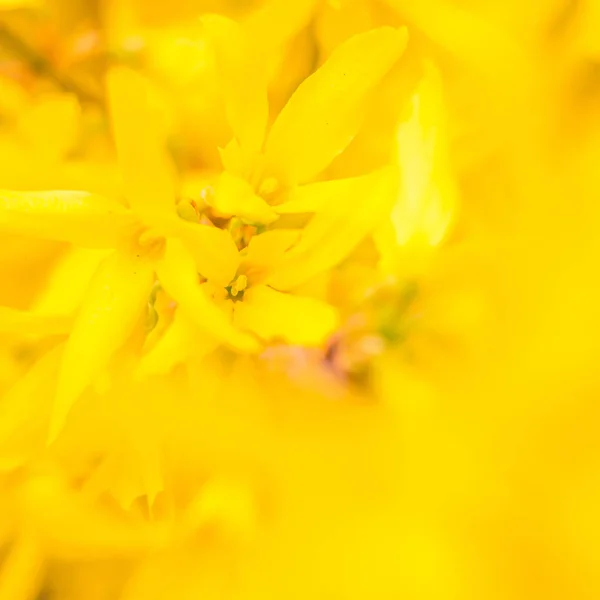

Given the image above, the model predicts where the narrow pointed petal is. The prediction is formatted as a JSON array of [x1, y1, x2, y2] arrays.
[[244, 0, 317, 54], [158, 214, 240, 286], [156, 240, 260, 353], [136, 310, 217, 378], [20, 473, 167, 560], [211, 172, 279, 224], [391, 63, 457, 247], [275, 175, 371, 215], [0, 532, 44, 600], [33, 248, 112, 315], [264, 27, 408, 185], [203, 15, 269, 153], [241, 229, 300, 285], [386, 0, 520, 73], [243, 229, 300, 267], [0, 306, 72, 336], [265, 169, 396, 290], [107, 66, 176, 215], [0, 345, 63, 473], [0, 190, 133, 248], [234, 285, 338, 346], [51, 252, 154, 442]]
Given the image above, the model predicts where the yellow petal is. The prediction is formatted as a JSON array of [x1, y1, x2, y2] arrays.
[[275, 175, 369, 215], [0, 306, 72, 336], [264, 26, 408, 185], [243, 229, 300, 267], [158, 215, 240, 286], [136, 310, 216, 378], [20, 472, 167, 560], [211, 172, 278, 224], [266, 168, 396, 290], [0, 345, 63, 473], [51, 252, 154, 442], [82, 431, 165, 512], [244, 0, 317, 54], [391, 62, 456, 247], [33, 248, 112, 316], [203, 15, 269, 153], [107, 66, 176, 215], [387, 0, 520, 73], [0, 532, 44, 600], [234, 285, 338, 346], [156, 240, 260, 353], [0, 190, 133, 248]]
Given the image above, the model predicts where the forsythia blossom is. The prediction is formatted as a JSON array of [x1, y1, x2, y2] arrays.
[[0, 1, 599, 599]]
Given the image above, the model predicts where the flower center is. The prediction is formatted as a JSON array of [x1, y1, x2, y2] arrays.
[[131, 227, 166, 260]]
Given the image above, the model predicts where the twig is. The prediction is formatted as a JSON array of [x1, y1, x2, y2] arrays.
[[0, 23, 104, 108]]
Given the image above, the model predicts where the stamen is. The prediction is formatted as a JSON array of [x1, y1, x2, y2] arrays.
[[229, 274, 248, 298]]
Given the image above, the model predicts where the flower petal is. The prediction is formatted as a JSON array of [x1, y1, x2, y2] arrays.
[[20, 472, 167, 560], [51, 252, 154, 442], [264, 26, 408, 185], [0, 532, 44, 600], [156, 240, 260, 353], [265, 168, 396, 290], [0, 190, 133, 248], [33, 248, 112, 316], [391, 63, 457, 247], [107, 66, 176, 215], [234, 285, 338, 346], [275, 175, 370, 215], [244, 0, 317, 54], [203, 15, 269, 153], [211, 172, 279, 224], [136, 310, 217, 379], [243, 229, 300, 266], [159, 215, 240, 286], [0, 345, 63, 473], [0, 306, 72, 336]]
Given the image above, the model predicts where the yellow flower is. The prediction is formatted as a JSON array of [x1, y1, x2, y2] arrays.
[[0, 65, 260, 441], [204, 22, 407, 288]]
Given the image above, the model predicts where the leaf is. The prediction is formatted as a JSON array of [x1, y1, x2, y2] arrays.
[[264, 26, 408, 185], [107, 66, 176, 215], [156, 240, 260, 353], [233, 285, 338, 346], [50, 252, 154, 442], [0, 190, 133, 248]]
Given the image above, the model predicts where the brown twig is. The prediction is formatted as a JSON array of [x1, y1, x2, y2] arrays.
[[0, 22, 104, 108]]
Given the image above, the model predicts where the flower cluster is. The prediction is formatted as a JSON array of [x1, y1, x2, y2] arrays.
[[1, 0, 600, 598]]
